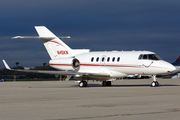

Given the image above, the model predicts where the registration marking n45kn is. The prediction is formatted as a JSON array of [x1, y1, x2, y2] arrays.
[[57, 50, 69, 55]]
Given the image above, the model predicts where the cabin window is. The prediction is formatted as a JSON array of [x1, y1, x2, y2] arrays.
[[117, 57, 120, 62], [112, 57, 115, 62], [107, 57, 110, 62], [96, 57, 99, 62], [91, 57, 94, 62], [102, 57, 105, 62]]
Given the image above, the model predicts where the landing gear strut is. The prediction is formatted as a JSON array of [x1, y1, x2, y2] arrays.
[[151, 75, 159, 87], [79, 81, 88, 87]]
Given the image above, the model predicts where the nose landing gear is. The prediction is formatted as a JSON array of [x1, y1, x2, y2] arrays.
[[151, 75, 159, 87]]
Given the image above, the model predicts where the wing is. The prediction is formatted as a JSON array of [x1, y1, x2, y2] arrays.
[[2, 60, 110, 78]]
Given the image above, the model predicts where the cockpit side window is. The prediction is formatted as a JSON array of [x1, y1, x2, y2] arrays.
[[148, 54, 160, 60], [138, 54, 143, 59], [143, 54, 148, 59], [139, 54, 161, 60]]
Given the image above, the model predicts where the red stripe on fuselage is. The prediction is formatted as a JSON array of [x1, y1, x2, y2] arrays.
[[81, 64, 140, 68], [50, 63, 140, 68], [105, 65, 140, 68], [49, 63, 71, 66], [80, 64, 100, 66]]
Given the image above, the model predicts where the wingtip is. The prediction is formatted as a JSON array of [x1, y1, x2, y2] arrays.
[[12, 36, 22, 39], [2, 60, 11, 70]]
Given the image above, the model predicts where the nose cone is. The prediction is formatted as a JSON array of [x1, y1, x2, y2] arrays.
[[162, 61, 176, 73]]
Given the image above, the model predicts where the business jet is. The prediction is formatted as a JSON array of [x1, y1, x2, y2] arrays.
[[2, 26, 176, 87]]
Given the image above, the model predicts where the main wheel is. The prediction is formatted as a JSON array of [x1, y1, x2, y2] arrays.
[[79, 81, 87, 87], [102, 81, 112, 86], [102, 81, 107, 86], [106, 81, 112, 86], [79, 81, 84, 87], [83, 81, 88, 87]]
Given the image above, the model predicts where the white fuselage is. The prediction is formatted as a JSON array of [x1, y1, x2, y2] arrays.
[[49, 51, 175, 79]]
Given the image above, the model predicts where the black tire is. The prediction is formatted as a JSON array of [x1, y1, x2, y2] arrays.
[[155, 81, 159, 86], [151, 81, 156, 87], [83, 81, 88, 87], [102, 81, 107, 86], [79, 81, 88, 87], [79, 81, 84, 87], [106, 81, 112, 86]]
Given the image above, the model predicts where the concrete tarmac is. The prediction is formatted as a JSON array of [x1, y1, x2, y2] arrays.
[[0, 79, 180, 120]]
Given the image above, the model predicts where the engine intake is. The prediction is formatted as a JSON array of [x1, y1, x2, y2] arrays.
[[49, 58, 80, 71], [72, 59, 80, 70]]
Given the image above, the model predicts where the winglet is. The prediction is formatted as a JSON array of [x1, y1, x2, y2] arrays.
[[2, 60, 11, 70]]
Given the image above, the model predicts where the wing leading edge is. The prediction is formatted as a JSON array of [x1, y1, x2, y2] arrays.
[[2, 60, 110, 78]]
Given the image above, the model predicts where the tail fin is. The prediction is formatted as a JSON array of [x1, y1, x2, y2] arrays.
[[172, 56, 180, 66], [12, 26, 90, 59], [35, 26, 72, 59]]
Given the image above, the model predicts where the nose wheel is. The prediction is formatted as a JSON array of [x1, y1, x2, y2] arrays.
[[151, 75, 159, 87], [151, 81, 159, 87]]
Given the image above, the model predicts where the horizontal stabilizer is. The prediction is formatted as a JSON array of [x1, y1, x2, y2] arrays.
[[12, 36, 70, 39]]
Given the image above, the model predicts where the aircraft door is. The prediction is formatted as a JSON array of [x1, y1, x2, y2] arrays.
[[100, 55, 106, 67]]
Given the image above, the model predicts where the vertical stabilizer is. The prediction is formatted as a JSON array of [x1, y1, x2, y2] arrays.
[[35, 26, 72, 59]]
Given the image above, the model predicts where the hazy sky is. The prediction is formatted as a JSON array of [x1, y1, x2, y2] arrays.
[[0, 0, 180, 68]]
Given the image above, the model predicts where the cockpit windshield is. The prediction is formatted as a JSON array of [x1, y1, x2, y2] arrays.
[[138, 54, 161, 60]]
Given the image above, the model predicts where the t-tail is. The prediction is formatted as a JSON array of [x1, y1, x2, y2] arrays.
[[12, 26, 90, 59], [171, 56, 180, 66]]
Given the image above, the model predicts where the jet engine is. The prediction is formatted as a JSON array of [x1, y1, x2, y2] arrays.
[[49, 58, 80, 71]]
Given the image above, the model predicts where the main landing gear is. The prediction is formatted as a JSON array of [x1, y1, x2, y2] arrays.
[[102, 81, 112, 87], [151, 75, 159, 87], [79, 81, 88, 87], [78, 80, 112, 87]]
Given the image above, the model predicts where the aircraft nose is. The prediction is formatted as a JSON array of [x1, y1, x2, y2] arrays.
[[166, 63, 176, 73]]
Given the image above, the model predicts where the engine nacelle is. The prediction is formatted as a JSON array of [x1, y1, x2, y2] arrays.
[[49, 58, 80, 71]]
